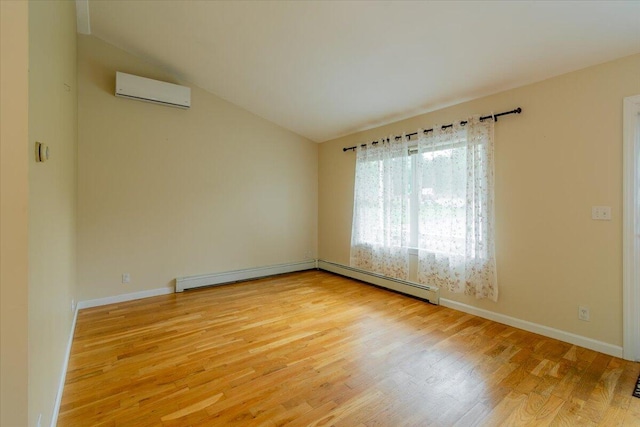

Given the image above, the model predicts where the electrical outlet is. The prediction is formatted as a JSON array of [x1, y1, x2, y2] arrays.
[[305, 250, 313, 259], [578, 305, 590, 321], [71, 298, 75, 312], [122, 273, 131, 284], [591, 206, 612, 221]]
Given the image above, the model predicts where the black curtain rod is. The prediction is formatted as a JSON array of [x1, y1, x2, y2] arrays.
[[342, 107, 522, 152]]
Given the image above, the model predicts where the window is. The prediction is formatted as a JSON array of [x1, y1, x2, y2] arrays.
[[351, 116, 498, 300]]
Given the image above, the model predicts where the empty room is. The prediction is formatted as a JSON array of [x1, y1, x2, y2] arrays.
[[2, 0, 640, 426]]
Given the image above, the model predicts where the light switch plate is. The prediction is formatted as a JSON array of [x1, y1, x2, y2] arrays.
[[591, 206, 611, 221]]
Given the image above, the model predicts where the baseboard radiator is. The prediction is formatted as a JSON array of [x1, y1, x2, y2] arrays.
[[175, 259, 439, 305], [317, 260, 439, 305], [175, 260, 317, 292]]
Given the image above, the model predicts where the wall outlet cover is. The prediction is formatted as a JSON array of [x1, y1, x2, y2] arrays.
[[591, 206, 612, 221], [578, 305, 590, 321]]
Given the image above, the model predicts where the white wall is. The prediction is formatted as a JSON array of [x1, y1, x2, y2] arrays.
[[77, 35, 318, 301]]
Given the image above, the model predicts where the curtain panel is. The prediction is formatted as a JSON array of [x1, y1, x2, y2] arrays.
[[416, 116, 497, 301], [350, 116, 497, 300], [350, 135, 411, 280]]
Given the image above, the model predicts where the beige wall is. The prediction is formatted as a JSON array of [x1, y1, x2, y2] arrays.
[[0, 2, 29, 425], [319, 54, 640, 347], [28, 1, 78, 425], [77, 35, 318, 301]]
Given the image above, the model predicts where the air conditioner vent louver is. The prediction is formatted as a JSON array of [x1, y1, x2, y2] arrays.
[[115, 72, 191, 109]]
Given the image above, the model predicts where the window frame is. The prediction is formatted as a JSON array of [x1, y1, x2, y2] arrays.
[[354, 131, 490, 259]]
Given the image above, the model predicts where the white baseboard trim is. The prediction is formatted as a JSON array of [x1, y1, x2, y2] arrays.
[[76, 287, 173, 310], [176, 260, 317, 292], [51, 305, 78, 427], [317, 260, 439, 304], [440, 298, 623, 358]]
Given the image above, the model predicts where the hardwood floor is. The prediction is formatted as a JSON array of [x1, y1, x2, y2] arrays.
[[58, 270, 640, 426]]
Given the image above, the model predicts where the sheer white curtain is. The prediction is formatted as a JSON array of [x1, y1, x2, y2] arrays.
[[416, 116, 497, 300], [350, 136, 411, 280]]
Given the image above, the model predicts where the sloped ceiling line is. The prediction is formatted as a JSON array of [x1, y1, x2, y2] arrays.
[[83, 1, 640, 142]]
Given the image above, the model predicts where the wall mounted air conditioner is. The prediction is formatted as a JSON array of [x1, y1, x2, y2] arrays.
[[115, 72, 191, 109]]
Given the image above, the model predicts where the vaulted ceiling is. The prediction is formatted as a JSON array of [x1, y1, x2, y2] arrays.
[[83, 1, 640, 142]]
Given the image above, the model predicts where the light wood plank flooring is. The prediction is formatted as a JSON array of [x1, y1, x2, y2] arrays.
[[59, 270, 640, 426]]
